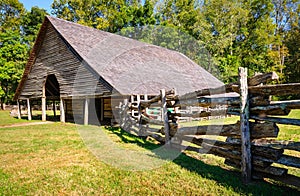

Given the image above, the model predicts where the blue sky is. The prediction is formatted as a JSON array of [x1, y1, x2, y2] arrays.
[[19, 0, 53, 13]]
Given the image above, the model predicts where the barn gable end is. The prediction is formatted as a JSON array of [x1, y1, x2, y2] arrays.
[[18, 19, 111, 100]]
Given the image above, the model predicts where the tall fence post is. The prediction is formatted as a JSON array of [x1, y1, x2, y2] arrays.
[[161, 89, 170, 144], [239, 67, 252, 184]]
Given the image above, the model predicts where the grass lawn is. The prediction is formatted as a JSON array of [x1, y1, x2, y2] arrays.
[[0, 110, 299, 195]]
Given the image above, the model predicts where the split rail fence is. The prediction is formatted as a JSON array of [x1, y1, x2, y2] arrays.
[[116, 67, 300, 187]]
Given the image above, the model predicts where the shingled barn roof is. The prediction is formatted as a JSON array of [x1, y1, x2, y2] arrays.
[[15, 16, 223, 99]]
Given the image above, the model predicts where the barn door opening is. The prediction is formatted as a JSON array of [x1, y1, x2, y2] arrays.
[[44, 74, 60, 121], [88, 98, 102, 125], [45, 74, 60, 98]]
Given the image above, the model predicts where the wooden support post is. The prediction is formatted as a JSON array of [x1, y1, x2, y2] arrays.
[[42, 97, 46, 121], [17, 100, 21, 119], [239, 67, 252, 184], [53, 101, 56, 117], [131, 95, 135, 117], [84, 98, 89, 125], [60, 98, 65, 123], [137, 95, 142, 135], [42, 83, 46, 121], [144, 94, 149, 115], [161, 89, 170, 144], [100, 98, 104, 122], [27, 98, 32, 121]]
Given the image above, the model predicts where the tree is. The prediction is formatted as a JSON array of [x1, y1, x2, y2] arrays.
[[0, 1, 46, 109], [52, 0, 157, 33], [266, 0, 300, 82], [0, 30, 28, 109], [0, 0, 25, 31], [22, 6, 47, 46], [283, 1, 300, 86]]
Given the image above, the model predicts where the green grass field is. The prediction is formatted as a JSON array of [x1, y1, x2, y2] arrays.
[[0, 110, 299, 195]]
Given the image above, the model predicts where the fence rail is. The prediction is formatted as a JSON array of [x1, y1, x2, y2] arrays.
[[116, 68, 300, 187]]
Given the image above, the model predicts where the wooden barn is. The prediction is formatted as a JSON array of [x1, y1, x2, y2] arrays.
[[14, 16, 223, 125]]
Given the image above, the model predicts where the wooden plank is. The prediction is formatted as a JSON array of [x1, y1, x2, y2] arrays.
[[250, 105, 291, 116], [254, 166, 287, 176], [175, 121, 278, 138], [174, 96, 240, 107], [161, 89, 170, 144], [178, 84, 236, 101], [276, 155, 300, 168], [187, 137, 283, 161], [250, 115, 300, 126], [253, 139, 300, 152], [246, 83, 300, 96], [140, 89, 175, 108], [249, 96, 270, 106], [248, 72, 279, 86], [253, 173, 300, 188], [239, 67, 252, 184], [140, 114, 164, 125], [269, 100, 300, 110]]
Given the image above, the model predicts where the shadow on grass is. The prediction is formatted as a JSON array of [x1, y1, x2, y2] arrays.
[[19, 114, 61, 122], [106, 126, 299, 195]]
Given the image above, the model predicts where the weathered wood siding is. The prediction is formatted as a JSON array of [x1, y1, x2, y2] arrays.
[[19, 23, 110, 99], [103, 98, 113, 118]]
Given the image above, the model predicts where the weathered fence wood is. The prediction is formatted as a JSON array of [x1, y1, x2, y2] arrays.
[[117, 67, 300, 187], [140, 89, 175, 108], [245, 83, 300, 96], [239, 67, 252, 184], [250, 105, 291, 115], [253, 139, 300, 152], [140, 114, 164, 126], [249, 96, 270, 106], [269, 100, 300, 110], [178, 85, 231, 100], [187, 137, 283, 161], [173, 122, 279, 138], [161, 89, 170, 144], [276, 155, 300, 169], [248, 72, 279, 86], [250, 115, 300, 126], [229, 105, 291, 116], [174, 96, 240, 107]]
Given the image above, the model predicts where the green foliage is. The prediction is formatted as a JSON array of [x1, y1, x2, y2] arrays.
[[0, 1, 46, 107], [51, 0, 156, 33], [0, 30, 28, 105], [0, 0, 25, 31], [22, 6, 47, 46]]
